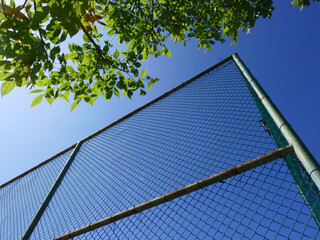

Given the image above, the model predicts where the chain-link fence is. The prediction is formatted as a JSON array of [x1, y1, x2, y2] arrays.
[[1, 55, 319, 239], [0, 149, 73, 240]]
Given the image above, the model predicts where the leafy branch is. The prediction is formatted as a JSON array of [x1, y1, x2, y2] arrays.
[[0, 0, 319, 110]]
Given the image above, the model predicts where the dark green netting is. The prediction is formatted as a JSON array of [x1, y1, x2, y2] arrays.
[[0, 57, 319, 239], [248, 81, 320, 226]]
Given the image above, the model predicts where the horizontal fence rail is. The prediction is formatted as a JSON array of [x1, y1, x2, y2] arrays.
[[54, 145, 294, 240]]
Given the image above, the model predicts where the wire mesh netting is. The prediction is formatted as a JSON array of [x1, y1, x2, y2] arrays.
[[78, 159, 318, 239], [0, 57, 319, 239], [249, 82, 320, 226], [0, 150, 72, 240]]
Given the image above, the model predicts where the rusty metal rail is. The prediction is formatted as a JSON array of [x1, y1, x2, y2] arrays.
[[53, 145, 294, 240]]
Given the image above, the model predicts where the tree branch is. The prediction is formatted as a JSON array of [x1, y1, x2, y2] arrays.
[[33, 1, 48, 60], [80, 22, 113, 65], [1, 0, 22, 44], [80, 22, 131, 75]]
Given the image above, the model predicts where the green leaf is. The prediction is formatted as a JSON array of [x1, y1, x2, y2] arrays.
[[134, 62, 141, 68], [66, 65, 74, 73], [140, 89, 146, 95], [0, 61, 12, 71], [166, 50, 172, 58], [84, 96, 91, 103], [0, 72, 14, 81], [83, 34, 91, 43], [113, 50, 119, 59], [33, 9, 48, 23], [30, 95, 43, 108], [127, 90, 133, 99], [45, 96, 53, 105], [141, 69, 147, 77], [30, 89, 44, 94], [70, 101, 79, 112], [10, 0, 15, 8], [61, 95, 69, 103], [64, 90, 71, 99], [49, 46, 60, 60], [114, 88, 120, 97], [36, 81, 46, 87], [65, 52, 78, 60], [1, 81, 15, 96], [147, 82, 153, 90]]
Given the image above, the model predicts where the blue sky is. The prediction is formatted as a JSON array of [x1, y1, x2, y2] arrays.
[[0, 1, 319, 185]]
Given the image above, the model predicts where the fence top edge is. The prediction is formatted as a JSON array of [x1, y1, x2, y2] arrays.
[[0, 54, 234, 189], [0, 144, 77, 189]]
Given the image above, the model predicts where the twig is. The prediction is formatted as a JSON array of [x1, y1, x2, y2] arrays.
[[16, 0, 29, 12], [22, 0, 29, 9], [15, 0, 29, 14]]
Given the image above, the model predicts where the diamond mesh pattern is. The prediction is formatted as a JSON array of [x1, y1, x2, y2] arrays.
[[1, 58, 319, 240], [0, 150, 72, 239], [77, 159, 319, 239]]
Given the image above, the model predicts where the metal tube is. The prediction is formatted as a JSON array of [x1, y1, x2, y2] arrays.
[[232, 53, 320, 190], [21, 141, 83, 240], [53, 145, 294, 240]]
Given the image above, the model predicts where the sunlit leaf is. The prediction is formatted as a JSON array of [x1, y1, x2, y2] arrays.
[[30, 95, 43, 108], [46, 96, 53, 105], [113, 50, 119, 59], [114, 88, 120, 97], [61, 95, 69, 103], [1, 81, 15, 96], [166, 50, 172, 58], [141, 69, 147, 77], [65, 52, 79, 60], [70, 101, 79, 112], [30, 89, 44, 94]]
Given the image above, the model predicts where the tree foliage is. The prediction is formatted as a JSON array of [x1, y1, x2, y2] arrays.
[[0, 0, 318, 110]]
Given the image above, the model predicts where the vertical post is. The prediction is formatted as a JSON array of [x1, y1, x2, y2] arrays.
[[232, 53, 320, 191], [21, 141, 83, 240]]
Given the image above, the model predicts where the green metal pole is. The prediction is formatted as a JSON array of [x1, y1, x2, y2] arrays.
[[53, 145, 293, 240], [232, 53, 320, 191], [21, 141, 83, 240]]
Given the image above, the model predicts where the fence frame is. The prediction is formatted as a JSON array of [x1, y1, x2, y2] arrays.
[[0, 54, 318, 239]]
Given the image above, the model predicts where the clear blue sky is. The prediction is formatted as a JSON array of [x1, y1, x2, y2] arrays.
[[0, 1, 319, 185]]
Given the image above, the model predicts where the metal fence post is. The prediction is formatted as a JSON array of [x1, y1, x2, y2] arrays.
[[21, 141, 83, 240], [233, 53, 320, 190]]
